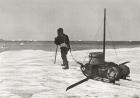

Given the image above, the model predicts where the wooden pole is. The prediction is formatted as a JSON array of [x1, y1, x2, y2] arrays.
[[103, 8, 106, 63]]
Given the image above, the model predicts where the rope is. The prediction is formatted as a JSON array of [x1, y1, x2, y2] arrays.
[[69, 49, 81, 64], [69, 49, 85, 70]]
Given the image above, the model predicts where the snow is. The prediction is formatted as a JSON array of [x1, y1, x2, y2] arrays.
[[0, 48, 140, 98]]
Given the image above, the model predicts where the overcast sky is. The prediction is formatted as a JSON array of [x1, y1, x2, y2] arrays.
[[0, 0, 140, 41]]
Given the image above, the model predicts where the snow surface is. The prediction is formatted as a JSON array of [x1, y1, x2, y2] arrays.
[[0, 48, 140, 98]]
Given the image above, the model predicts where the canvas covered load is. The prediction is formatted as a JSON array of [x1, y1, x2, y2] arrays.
[[89, 52, 104, 65]]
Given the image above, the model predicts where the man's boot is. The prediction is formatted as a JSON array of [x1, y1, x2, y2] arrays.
[[62, 63, 69, 69], [61, 64, 65, 66], [62, 65, 69, 69]]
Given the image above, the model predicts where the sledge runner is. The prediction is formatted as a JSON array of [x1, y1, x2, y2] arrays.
[[54, 28, 71, 69]]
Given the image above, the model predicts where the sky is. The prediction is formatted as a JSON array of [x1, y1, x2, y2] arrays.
[[0, 0, 140, 41]]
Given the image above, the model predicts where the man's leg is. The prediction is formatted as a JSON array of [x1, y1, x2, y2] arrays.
[[61, 47, 69, 69]]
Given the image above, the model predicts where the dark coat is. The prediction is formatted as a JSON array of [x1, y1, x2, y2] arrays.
[[54, 34, 70, 49]]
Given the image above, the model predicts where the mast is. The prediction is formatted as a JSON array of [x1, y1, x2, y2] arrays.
[[103, 8, 106, 62]]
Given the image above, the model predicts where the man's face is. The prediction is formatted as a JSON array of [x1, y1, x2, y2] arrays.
[[58, 32, 63, 36]]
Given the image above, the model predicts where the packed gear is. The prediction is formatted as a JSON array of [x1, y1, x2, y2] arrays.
[[66, 51, 130, 91]]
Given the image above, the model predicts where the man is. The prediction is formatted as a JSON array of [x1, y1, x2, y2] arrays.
[[54, 28, 71, 69]]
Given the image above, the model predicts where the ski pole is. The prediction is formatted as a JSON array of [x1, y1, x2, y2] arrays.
[[54, 45, 58, 64]]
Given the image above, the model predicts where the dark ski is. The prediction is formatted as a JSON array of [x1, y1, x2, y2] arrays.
[[66, 78, 89, 91]]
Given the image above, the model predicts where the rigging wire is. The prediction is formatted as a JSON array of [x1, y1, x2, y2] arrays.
[[70, 19, 104, 64], [82, 19, 104, 63], [106, 17, 120, 63]]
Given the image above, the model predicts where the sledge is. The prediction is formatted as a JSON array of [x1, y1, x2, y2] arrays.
[[66, 8, 130, 91]]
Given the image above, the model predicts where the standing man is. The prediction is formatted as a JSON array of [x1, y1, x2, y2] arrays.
[[54, 28, 71, 69]]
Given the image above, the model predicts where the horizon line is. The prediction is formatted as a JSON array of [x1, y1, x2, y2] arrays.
[[1, 40, 140, 42]]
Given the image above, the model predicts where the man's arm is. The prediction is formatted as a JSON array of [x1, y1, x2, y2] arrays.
[[66, 35, 71, 49]]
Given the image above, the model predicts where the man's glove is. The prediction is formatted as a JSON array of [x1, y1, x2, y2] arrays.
[[54, 37, 60, 45]]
